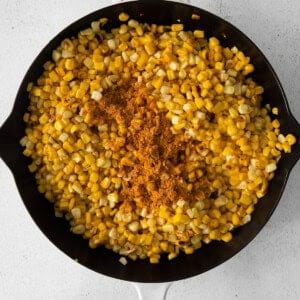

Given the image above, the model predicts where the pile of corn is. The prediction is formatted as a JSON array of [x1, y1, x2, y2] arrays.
[[20, 12, 296, 264]]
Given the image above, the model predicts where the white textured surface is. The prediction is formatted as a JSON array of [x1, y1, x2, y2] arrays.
[[0, 0, 300, 299]]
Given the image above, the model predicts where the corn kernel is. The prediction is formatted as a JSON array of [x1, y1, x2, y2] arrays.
[[171, 24, 184, 32], [119, 12, 129, 22], [221, 232, 232, 242]]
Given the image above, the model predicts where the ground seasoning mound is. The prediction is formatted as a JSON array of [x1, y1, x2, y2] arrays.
[[85, 81, 194, 210]]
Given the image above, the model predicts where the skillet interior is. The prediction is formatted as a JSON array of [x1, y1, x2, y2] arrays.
[[0, 1, 300, 282]]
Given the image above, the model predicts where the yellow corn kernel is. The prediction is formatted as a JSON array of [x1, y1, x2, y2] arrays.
[[215, 62, 224, 71], [28, 163, 37, 173], [63, 141, 74, 153], [272, 119, 280, 129], [171, 24, 184, 32], [119, 12, 129, 22], [246, 205, 254, 214], [210, 209, 221, 219], [168, 252, 178, 260], [63, 71, 74, 82], [151, 76, 164, 89], [100, 177, 111, 189], [90, 172, 99, 183], [272, 107, 279, 115], [49, 71, 59, 82], [150, 256, 160, 264], [285, 134, 296, 146], [65, 59, 76, 70], [32, 87, 42, 97], [202, 80, 212, 90], [239, 194, 252, 205], [167, 69, 176, 81], [227, 124, 238, 136], [243, 64, 254, 74], [209, 37, 219, 48], [144, 43, 156, 55], [80, 132, 91, 144], [184, 247, 195, 255], [39, 113, 49, 125], [94, 61, 105, 71], [209, 230, 219, 240], [160, 241, 169, 252], [194, 30, 204, 38], [282, 143, 291, 153], [54, 121, 63, 131], [221, 232, 232, 242], [232, 213, 240, 226]]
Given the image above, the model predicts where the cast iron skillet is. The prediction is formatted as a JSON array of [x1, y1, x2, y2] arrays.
[[0, 0, 300, 283]]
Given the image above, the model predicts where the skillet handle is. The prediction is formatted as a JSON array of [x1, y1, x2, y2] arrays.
[[0, 115, 19, 166], [111, 0, 190, 3], [284, 117, 300, 171], [133, 282, 171, 300]]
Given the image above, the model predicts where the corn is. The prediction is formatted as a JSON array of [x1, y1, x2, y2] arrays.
[[100, 177, 111, 189], [21, 14, 295, 265], [285, 134, 296, 145], [65, 59, 76, 70], [119, 12, 129, 22], [272, 107, 279, 115], [171, 24, 184, 32], [231, 213, 240, 226], [194, 30, 204, 38], [221, 232, 232, 242]]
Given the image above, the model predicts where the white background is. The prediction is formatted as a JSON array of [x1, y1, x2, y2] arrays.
[[0, 0, 300, 299]]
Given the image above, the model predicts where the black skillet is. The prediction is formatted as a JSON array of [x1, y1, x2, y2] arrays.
[[0, 0, 300, 284]]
